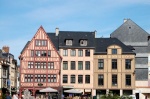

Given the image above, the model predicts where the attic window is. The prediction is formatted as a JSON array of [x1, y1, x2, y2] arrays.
[[80, 40, 87, 46], [66, 40, 72, 46]]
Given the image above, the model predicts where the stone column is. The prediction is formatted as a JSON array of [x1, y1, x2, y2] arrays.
[[120, 90, 123, 96]]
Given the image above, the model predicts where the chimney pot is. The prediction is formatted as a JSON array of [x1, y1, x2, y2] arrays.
[[55, 28, 59, 36]]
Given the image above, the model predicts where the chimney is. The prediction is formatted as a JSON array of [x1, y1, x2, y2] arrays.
[[55, 27, 59, 36], [123, 18, 127, 23], [94, 30, 97, 38], [2, 46, 9, 53]]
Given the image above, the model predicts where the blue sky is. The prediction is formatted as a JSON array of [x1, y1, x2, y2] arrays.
[[0, 0, 150, 64]]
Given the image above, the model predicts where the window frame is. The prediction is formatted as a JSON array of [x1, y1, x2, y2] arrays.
[[125, 59, 131, 69], [71, 61, 76, 70], [126, 74, 131, 86], [78, 61, 83, 70], [112, 74, 117, 86], [85, 75, 90, 84], [78, 75, 83, 84], [63, 75, 68, 83], [85, 61, 90, 70], [98, 59, 104, 69], [98, 74, 104, 86], [112, 59, 117, 69], [112, 49, 117, 54]]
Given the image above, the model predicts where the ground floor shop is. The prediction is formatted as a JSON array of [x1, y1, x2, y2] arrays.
[[95, 89, 133, 98], [19, 87, 60, 99]]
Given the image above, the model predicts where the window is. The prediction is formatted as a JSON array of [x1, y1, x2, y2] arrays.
[[35, 62, 46, 69], [80, 40, 87, 46], [41, 51, 47, 56], [48, 74, 57, 82], [48, 50, 51, 57], [112, 75, 117, 86], [71, 49, 76, 56], [63, 61, 68, 70], [112, 59, 117, 69], [35, 50, 47, 57], [3, 68, 7, 76], [35, 40, 47, 46], [85, 75, 90, 83], [85, 50, 90, 56], [78, 61, 83, 70], [71, 75, 75, 83], [98, 74, 104, 86], [41, 62, 46, 69], [48, 62, 54, 69], [35, 51, 41, 56], [31, 50, 34, 57], [78, 49, 83, 57], [78, 75, 83, 84], [25, 75, 33, 82], [112, 49, 117, 54], [63, 75, 68, 83], [71, 61, 76, 70], [63, 49, 68, 56], [126, 75, 131, 86], [66, 40, 72, 46], [125, 59, 131, 69], [28, 62, 33, 69], [98, 59, 104, 69], [35, 74, 46, 82], [85, 61, 90, 70]]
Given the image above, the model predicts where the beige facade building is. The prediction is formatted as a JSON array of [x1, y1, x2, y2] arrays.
[[93, 38, 135, 98], [60, 48, 94, 96]]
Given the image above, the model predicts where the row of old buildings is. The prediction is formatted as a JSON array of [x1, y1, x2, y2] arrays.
[[19, 19, 150, 99], [0, 46, 19, 96]]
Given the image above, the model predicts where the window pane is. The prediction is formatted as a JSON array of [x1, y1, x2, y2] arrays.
[[112, 75, 117, 86], [78, 50, 83, 56], [85, 75, 90, 83], [63, 49, 68, 56], [98, 74, 104, 86], [126, 75, 131, 86], [78, 61, 83, 70], [71, 75, 75, 83], [63, 61, 68, 70], [71, 61, 75, 70], [112, 49, 117, 54], [71, 49, 76, 56], [63, 75, 68, 83], [85, 50, 90, 56], [126, 59, 131, 69], [98, 59, 104, 69], [112, 59, 117, 69], [78, 75, 83, 84], [85, 61, 90, 70]]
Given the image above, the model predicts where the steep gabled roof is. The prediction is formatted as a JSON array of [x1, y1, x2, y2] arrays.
[[110, 19, 149, 42], [58, 31, 95, 48], [94, 38, 135, 54]]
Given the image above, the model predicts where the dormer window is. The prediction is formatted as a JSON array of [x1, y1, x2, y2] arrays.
[[80, 40, 87, 46], [112, 49, 117, 54], [66, 40, 72, 46]]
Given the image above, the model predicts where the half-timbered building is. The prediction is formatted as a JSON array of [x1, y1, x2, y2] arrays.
[[19, 26, 61, 98]]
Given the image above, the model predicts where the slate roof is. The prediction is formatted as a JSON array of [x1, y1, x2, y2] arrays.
[[58, 31, 95, 48], [110, 19, 149, 42], [21, 41, 30, 54], [94, 38, 135, 54], [47, 33, 59, 50]]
